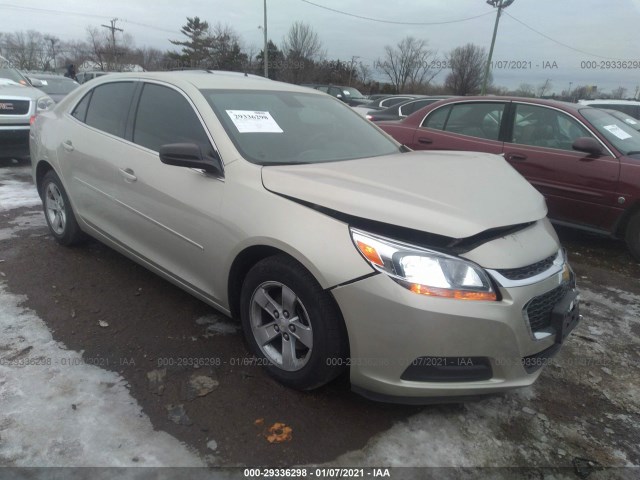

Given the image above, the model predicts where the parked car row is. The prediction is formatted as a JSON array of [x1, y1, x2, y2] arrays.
[[377, 96, 640, 260], [30, 71, 581, 403], [302, 84, 370, 106], [26, 73, 79, 103]]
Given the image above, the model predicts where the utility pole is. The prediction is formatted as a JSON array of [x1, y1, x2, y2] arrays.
[[101, 18, 123, 71], [481, 0, 514, 95], [263, 0, 268, 78]]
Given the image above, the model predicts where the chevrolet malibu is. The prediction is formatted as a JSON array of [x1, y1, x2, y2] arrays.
[[30, 72, 580, 403]]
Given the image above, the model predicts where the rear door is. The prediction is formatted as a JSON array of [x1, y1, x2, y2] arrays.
[[60, 81, 138, 237], [409, 101, 507, 153], [503, 102, 620, 228]]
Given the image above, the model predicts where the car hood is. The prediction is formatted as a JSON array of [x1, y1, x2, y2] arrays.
[[261, 151, 547, 239], [0, 83, 46, 100]]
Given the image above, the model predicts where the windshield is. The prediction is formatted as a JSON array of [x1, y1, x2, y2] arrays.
[[35, 77, 79, 95], [602, 109, 640, 132], [202, 89, 400, 165], [341, 87, 365, 99], [581, 108, 640, 155], [0, 66, 30, 85]]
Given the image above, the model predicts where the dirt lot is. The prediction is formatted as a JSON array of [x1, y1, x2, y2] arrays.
[[0, 160, 638, 478]]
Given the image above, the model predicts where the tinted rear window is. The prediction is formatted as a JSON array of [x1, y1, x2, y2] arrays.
[[85, 82, 136, 138]]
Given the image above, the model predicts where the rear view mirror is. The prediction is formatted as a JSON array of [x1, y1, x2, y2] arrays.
[[572, 137, 603, 156], [159, 143, 223, 176]]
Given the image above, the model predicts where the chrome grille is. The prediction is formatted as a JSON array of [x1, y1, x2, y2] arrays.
[[497, 253, 556, 281], [0, 99, 29, 115]]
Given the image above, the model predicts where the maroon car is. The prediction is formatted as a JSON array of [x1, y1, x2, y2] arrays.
[[378, 96, 640, 260]]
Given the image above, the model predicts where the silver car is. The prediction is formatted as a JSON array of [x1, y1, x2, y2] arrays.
[[30, 71, 580, 403]]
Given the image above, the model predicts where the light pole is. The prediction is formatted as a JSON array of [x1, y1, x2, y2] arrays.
[[481, 0, 515, 95], [263, 0, 268, 78]]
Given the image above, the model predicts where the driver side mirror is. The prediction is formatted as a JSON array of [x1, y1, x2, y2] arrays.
[[29, 78, 44, 88], [572, 137, 603, 156], [159, 143, 223, 176]]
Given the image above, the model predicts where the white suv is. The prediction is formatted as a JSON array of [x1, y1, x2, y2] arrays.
[[0, 57, 54, 159]]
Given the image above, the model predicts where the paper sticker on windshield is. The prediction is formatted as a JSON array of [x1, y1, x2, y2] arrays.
[[226, 110, 283, 133], [624, 118, 638, 125], [603, 124, 632, 140]]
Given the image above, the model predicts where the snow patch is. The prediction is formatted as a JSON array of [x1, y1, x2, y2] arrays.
[[0, 167, 41, 211], [0, 283, 204, 466]]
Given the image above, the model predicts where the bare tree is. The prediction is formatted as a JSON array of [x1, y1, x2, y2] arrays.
[[281, 21, 324, 83], [376, 36, 439, 93], [445, 43, 488, 95], [60, 39, 91, 71], [358, 61, 372, 84], [536, 79, 552, 97], [611, 86, 627, 100], [281, 21, 324, 61], [3, 31, 43, 70], [86, 27, 107, 71], [42, 35, 60, 70], [514, 83, 535, 97], [210, 23, 247, 71]]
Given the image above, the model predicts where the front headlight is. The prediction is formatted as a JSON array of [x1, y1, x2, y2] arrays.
[[351, 228, 497, 301], [36, 95, 55, 112]]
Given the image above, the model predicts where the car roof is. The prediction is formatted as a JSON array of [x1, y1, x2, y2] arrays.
[[425, 96, 590, 114], [30, 73, 74, 80], [578, 99, 640, 106], [88, 70, 324, 95]]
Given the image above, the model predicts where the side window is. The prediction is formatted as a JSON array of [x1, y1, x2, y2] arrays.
[[133, 83, 212, 154], [421, 105, 451, 129], [71, 92, 92, 122], [442, 103, 505, 140], [84, 82, 136, 138], [329, 87, 342, 97], [511, 104, 592, 151], [400, 99, 433, 116]]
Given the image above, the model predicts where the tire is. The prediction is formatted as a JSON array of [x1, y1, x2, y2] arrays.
[[240, 255, 349, 390], [40, 170, 84, 246], [625, 211, 640, 262]]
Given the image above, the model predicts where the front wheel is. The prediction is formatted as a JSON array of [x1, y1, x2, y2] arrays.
[[240, 255, 349, 390], [41, 170, 84, 246], [625, 211, 640, 261]]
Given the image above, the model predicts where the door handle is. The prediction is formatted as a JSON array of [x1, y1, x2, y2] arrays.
[[507, 153, 527, 162], [62, 140, 74, 152], [418, 137, 433, 145], [119, 168, 137, 183]]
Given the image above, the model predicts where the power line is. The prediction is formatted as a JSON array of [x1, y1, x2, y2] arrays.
[[299, 0, 494, 26], [503, 12, 623, 60], [0, 3, 110, 20], [0, 3, 179, 35]]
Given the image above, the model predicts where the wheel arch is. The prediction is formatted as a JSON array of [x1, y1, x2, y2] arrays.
[[614, 201, 640, 238], [226, 245, 349, 352], [34, 159, 55, 198]]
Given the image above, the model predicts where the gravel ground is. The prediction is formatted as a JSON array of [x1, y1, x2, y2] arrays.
[[0, 160, 638, 479]]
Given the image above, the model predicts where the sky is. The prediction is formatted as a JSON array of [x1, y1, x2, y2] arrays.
[[1, 0, 640, 95]]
